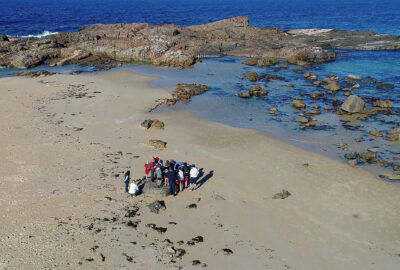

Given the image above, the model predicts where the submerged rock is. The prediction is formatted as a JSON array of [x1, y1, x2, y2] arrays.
[[387, 127, 400, 142], [369, 129, 383, 137], [245, 72, 258, 81], [292, 99, 306, 109], [303, 72, 318, 81], [269, 107, 278, 115], [324, 81, 341, 93], [348, 74, 361, 81], [341, 95, 365, 113], [372, 99, 393, 109], [377, 82, 395, 89], [359, 151, 377, 163]]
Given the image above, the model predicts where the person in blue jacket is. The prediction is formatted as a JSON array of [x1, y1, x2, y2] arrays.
[[166, 167, 176, 196]]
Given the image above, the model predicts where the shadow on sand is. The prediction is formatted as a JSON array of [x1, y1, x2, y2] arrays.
[[196, 169, 214, 189]]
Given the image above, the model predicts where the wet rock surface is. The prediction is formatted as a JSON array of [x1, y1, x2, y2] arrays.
[[141, 119, 165, 129], [236, 84, 268, 98], [14, 70, 59, 77]]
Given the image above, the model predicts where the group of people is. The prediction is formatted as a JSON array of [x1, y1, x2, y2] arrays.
[[145, 157, 200, 196], [123, 157, 200, 197]]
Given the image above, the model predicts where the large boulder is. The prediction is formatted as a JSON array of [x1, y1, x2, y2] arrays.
[[171, 83, 210, 103], [237, 84, 268, 98], [341, 95, 365, 113]]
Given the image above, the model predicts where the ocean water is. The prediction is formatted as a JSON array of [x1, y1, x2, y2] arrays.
[[1, 0, 400, 176], [0, 0, 400, 36]]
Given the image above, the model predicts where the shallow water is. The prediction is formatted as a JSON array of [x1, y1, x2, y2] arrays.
[[118, 51, 400, 176]]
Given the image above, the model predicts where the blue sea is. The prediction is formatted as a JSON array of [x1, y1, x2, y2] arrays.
[[1, 0, 400, 176]]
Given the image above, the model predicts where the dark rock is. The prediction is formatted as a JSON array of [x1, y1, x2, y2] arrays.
[[141, 119, 165, 129], [221, 248, 233, 255], [345, 152, 358, 160], [272, 190, 291, 199], [187, 203, 197, 209], [126, 220, 140, 228], [192, 236, 204, 243], [148, 200, 166, 214], [100, 253, 105, 262], [146, 223, 167, 234], [142, 179, 169, 196]]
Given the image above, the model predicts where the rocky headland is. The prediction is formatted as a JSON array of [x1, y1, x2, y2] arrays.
[[1, 16, 399, 69]]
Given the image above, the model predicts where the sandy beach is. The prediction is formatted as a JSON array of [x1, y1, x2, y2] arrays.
[[0, 70, 399, 269]]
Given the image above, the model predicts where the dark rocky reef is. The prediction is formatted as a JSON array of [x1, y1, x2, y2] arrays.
[[1, 16, 398, 69]]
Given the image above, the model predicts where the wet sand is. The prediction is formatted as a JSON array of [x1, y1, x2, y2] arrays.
[[0, 70, 399, 269]]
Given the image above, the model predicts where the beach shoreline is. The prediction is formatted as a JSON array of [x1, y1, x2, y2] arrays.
[[0, 70, 399, 269]]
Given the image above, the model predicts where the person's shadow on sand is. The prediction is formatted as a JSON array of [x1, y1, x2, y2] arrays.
[[196, 169, 214, 189]]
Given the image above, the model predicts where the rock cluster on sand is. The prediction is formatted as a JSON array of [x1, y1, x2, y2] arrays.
[[236, 84, 268, 98], [3, 16, 400, 69], [147, 140, 167, 149], [141, 119, 165, 129]]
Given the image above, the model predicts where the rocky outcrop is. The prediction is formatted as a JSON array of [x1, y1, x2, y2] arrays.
[[387, 127, 400, 142], [377, 82, 395, 89], [165, 83, 210, 105], [341, 95, 365, 113], [2, 16, 398, 69], [0, 34, 9, 42]]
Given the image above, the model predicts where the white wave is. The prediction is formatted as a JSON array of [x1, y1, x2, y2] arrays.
[[21, 31, 59, 38]]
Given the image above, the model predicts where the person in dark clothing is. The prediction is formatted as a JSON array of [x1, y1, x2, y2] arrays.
[[166, 167, 176, 196], [183, 162, 190, 189], [124, 170, 130, 193]]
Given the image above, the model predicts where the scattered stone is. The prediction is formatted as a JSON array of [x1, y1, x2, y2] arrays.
[[192, 236, 204, 243], [324, 81, 341, 93], [309, 92, 324, 99], [377, 82, 395, 89], [352, 84, 361, 89], [324, 106, 332, 111], [341, 95, 365, 113], [100, 253, 105, 262], [272, 190, 291, 199], [148, 200, 166, 214], [292, 99, 306, 109], [187, 203, 197, 209], [313, 80, 322, 86], [269, 107, 278, 115], [245, 72, 258, 81], [387, 127, 400, 142], [303, 72, 318, 81], [147, 139, 167, 149], [345, 152, 358, 160], [279, 64, 288, 69], [237, 84, 268, 98], [221, 248, 233, 255], [369, 129, 383, 137], [146, 223, 167, 234], [297, 117, 309, 123], [264, 74, 285, 80], [286, 83, 294, 87], [348, 74, 362, 80], [376, 160, 389, 167], [256, 58, 279, 67]]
